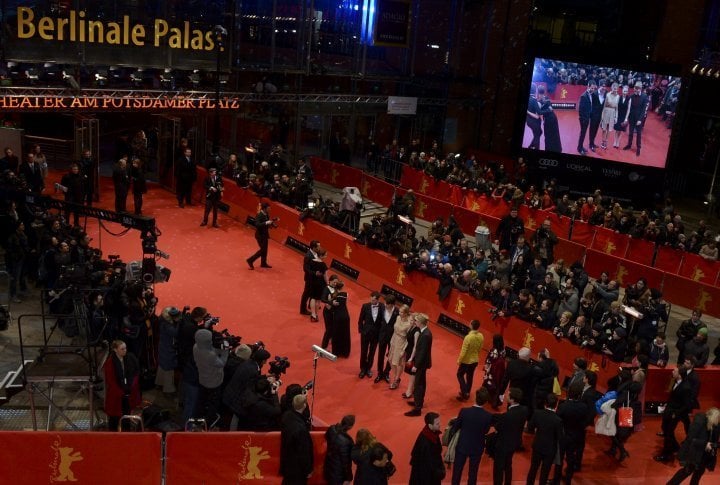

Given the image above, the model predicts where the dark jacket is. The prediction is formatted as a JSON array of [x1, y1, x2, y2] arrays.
[[324, 424, 354, 484], [451, 405, 493, 455], [358, 302, 383, 338], [157, 316, 179, 371], [280, 409, 314, 480], [352, 444, 392, 485], [557, 399, 588, 441], [494, 404, 529, 454], [378, 307, 399, 345], [255, 209, 270, 239], [527, 408, 563, 455], [533, 358, 559, 404], [223, 359, 261, 416], [240, 386, 281, 431], [501, 358, 533, 402], [409, 426, 445, 485], [414, 328, 433, 370], [678, 413, 719, 470]]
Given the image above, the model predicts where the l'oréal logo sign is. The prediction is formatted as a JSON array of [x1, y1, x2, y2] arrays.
[[566, 163, 591, 173]]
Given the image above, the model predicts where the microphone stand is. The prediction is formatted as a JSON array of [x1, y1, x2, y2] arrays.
[[310, 352, 319, 428]]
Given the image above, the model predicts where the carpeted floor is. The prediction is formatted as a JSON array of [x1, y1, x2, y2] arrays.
[[49, 173, 692, 484]]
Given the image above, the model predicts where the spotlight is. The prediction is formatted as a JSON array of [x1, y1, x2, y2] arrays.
[[189, 69, 201, 89], [130, 68, 144, 87], [691, 64, 699, 74], [160, 68, 174, 89], [62, 70, 80, 91], [95, 69, 108, 86]]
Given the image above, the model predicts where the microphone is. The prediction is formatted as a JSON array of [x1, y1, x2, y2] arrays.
[[311, 344, 337, 362]]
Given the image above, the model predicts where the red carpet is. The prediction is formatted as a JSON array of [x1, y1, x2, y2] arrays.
[[44, 173, 694, 484]]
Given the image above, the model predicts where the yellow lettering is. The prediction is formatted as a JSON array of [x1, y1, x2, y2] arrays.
[[43, 98, 56, 108], [131, 24, 145, 45], [37, 17, 54, 40], [106, 22, 120, 44], [168, 27, 182, 48], [190, 29, 204, 50], [184, 21, 190, 49], [17, 7, 35, 39], [85, 98, 98, 108], [88, 20, 104, 43], [55, 98, 67, 108], [70, 98, 85, 108], [78, 10, 86, 42], [123, 16, 130, 44], [69, 10, 76, 41], [57, 17, 68, 40], [154, 19, 168, 46], [20, 97, 35, 108], [204, 30, 214, 51]]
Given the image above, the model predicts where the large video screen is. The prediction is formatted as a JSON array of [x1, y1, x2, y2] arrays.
[[522, 57, 682, 169]]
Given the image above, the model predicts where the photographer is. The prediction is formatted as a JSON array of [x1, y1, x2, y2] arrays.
[[533, 298, 556, 330], [193, 329, 229, 427], [247, 202, 277, 270], [223, 347, 271, 430], [239, 376, 282, 431], [515, 289, 537, 322], [452, 269, 476, 293], [155, 306, 182, 394], [531, 219, 558, 265]]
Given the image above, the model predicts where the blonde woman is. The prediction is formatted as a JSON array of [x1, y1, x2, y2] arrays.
[[600, 83, 620, 149], [668, 407, 720, 484], [387, 305, 413, 389], [402, 314, 421, 399]]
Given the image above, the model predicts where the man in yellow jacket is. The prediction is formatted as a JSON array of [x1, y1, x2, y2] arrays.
[[456, 319, 484, 401]]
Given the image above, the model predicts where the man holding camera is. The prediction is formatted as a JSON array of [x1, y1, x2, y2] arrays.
[[193, 328, 229, 428], [201, 167, 224, 228], [247, 202, 277, 269]]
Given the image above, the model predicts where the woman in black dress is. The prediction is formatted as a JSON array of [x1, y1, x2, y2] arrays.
[[331, 281, 351, 358], [308, 248, 329, 322], [401, 315, 420, 399], [537, 85, 562, 152]]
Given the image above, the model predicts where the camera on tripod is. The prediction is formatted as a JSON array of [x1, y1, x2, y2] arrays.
[[268, 356, 290, 380]]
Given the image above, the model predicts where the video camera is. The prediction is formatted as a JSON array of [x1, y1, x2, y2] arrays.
[[268, 356, 290, 379]]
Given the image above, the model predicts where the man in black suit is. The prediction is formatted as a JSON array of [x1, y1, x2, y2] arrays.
[[526, 88, 542, 149], [0, 147, 19, 173], [588, 82, 606, 151], [526, 393, 563, 485], [300, 240, 320, 315], [406, 313, 432, 417], [280, 394, 314, 485], [682, 356, 701, 433], [623, 81, 649, 156], [247, 202, 275, 269], [112, 156, 130, 212], [577, 81, 597, 155], [654, 367, 692, 462], [557, 382, 589, 483], [200, 167, 224, 228], [19, 152, 44, 194], [578, 371, 602, 471], [492, 387, 529, 485], [375, 294, 399, 383], [357, 291, 382, 379], [450, 387, 493, 485], [175, 147, 196, 207], [500, 347, 534, 412]]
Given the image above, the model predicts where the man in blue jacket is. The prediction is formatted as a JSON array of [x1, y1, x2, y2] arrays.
[[450, 387, 493, 485]]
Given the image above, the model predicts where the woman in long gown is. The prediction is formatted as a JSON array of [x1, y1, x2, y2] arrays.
[[330, 281, 351, 358], [600, 82, 620, 150], [481, 334, 506, 409], [308, 248, 329, 322], [537, 85, 562, 152], [387, 305, 413, 389], [401, 315, 420, 399]]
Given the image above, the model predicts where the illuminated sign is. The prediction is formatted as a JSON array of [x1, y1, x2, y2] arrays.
[[16, 7, 217, 51], [0, 96, 244, 111]]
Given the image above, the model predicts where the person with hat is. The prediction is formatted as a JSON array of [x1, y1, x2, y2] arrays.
[[201, 166, 224, 228], [247, 202, 276, 269], [622, 81, 649, 156], [155, 306, 182, 394]]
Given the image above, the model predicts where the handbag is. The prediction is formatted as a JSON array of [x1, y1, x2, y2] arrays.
[[404, 362, 416, 375], [618, 392, 633, 428], [552, 377, 562, 396]]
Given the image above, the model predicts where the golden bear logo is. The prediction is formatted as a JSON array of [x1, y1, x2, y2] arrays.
[[419, 178, 429, 194], [454, 296, 465, 315], [691, 266, 705, 282], [696, 289, 712, 312], [344, 243, 352, 259], [526, 217, 537, 230], [297, 222, 305, 236], [241, 445, 270, 480], [396, 268, 406, 286], [588, 361, 600, 373], [616, 265, 628, 286], [471, 201, 480, 212], [361, 180, 371, 197], [560, 87, 568, 99], [331, 169, 339, 184], [50, 439, 83, 483], [416, 200, 427, 218], [522, 329, 535, 349], [604, 241, 617, 254]]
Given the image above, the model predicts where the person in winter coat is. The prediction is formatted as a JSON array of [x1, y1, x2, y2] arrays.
[[280, 394, 314, 484], [240, 376, 282, 431], [155, 306, 181, 394], [193, 329, 229, 427], [324, 415, 356, 485], [103, 340, 141, 431], [409, 412, 446, 485], [532, 348, 559, 411], [667, 407, 720, 485]]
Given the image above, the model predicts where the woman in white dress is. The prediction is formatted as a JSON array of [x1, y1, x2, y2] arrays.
[[387, 305, 413, 389], [600, 82, 620, 150]]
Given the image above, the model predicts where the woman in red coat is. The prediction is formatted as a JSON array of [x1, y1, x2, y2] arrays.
[[481, 334, 507, 409], [104, 340, 141, 431]]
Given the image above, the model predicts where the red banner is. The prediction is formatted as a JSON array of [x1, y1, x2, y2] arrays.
[[654, 246, 684, 274], [584, 249, 620, 281], [309, 156, 333, 185], [662, 273, 720, 317], [0, 432, 161, 485], [615, 258, 664, 290], [678, 252, 720, 285], [626, 238, 656, 267], [590, 227, 630, 257], [554, 239, 586, 266], [570, 220, 596, 246], [400, 167, 423, 191], [361, 174, 396, 207], [449, 185, 465, 206], [166, 432, 327, 484], [545, 212, 572, 240]]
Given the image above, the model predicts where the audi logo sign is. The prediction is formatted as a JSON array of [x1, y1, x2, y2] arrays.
[[538, 158, 559, 167]]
